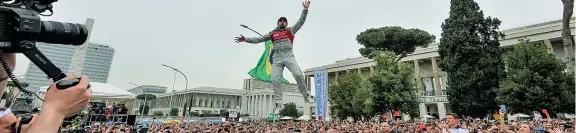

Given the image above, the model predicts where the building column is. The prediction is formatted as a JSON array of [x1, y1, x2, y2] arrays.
[[260, 95, 264, 116], [431, 57, 442, 96], [264, 95, 269, 115], [179, 95, 183, 106], [370, 66, 374, 72], [250, 95, 254, 114], [306, 76, 311, 93], [269, 95, 274, 115], [252, 95, 256, 116], [258, 95, 262, 118], [544, 39, 554, 53], [249, 96, 254, 115], [414, 60, 423, 95], [358, 68, 361, 74], [419, 103, 427, 119], [335, 71, 339, 80], [437, 103, 447, 119], [188, 93, 192, 107], [183, 94, 187, 107], [241, 96, 246, 113], [261, 95, 265, 118], [255, 95, 259, 118], [244, 96, 248, 114]]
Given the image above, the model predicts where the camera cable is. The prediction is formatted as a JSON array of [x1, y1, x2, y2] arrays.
[[0, 50, 45, 102]]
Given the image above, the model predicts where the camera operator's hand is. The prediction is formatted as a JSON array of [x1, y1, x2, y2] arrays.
[[0, 113, 38, 133], [25, 73, 91, 133], [0, 112, 18, 133], [43, 73, 92, 117], [16, 114, 38, 133]]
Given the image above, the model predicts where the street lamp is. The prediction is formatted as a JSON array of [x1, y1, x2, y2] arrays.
[[161, 64, 189, 117], [129, 82, 148, 116], [240, 24, 263, 36], [161, 64, 189, 90]]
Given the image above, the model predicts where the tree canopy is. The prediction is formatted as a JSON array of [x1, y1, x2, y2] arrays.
[[437, 0, 506, 117], [356, 26, 435, 60], [280, 102, 300, 118], [220, 109, 230, 118], [136, 94, 157, 100], [170, 108, 179, 116], [368, 51, 419, 115], [498, 39, 575, 114], [139, 105, 150, 115], [152, 111, 163, 116], [328, 72, 373, 120]]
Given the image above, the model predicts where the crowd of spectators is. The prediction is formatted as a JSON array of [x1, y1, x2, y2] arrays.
[[59, 112, 574, 133]]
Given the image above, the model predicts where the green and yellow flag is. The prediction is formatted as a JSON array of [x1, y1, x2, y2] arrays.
[[248, 40, 289, 83]]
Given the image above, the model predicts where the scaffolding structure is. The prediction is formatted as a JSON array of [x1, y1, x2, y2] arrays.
[[61, 101, 130, 131]]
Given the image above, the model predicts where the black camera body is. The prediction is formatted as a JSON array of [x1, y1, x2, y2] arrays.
[[0, 0, 89, 91], [0, 0, 90, 129], [0, 7, 87, 51]]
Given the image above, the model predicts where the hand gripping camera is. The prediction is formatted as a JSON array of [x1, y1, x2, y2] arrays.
[[0, 0, 89, 90], [0, 0, 90, 128]]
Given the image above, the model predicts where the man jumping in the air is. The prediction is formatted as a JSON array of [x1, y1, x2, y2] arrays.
[[235, 0, 313, 113]]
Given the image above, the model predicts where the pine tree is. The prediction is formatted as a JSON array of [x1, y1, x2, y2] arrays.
[[437, 0, 505, 117]]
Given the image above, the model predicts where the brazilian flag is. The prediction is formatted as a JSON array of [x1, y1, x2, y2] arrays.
[[248, 40, 289, 83]]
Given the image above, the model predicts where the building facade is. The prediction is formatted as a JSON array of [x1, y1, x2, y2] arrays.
[[241, 78, 307, 119], [23, 42, 115, 93], [147, 79, 308, 119], [303, 17, 575, 119], [147, 86, 245, 117], [128, 85, 168, 95]]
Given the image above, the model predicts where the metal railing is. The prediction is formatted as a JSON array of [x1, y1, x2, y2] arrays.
[[421, 90, 448, 96]]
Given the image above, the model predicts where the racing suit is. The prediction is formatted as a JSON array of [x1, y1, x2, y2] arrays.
[[244, 7, 310, 105]]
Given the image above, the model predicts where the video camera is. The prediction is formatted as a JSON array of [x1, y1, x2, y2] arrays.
[[0, 0, 90, 128], [0, 0, 89, 91]]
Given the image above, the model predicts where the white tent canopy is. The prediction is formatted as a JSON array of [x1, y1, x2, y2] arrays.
[[421, 115, 435, 119], [35, 82, 136, 115], [511, 113, 531, 118], [280, 116, 294, 120], [38, 82, 136, 99], [296, 115, 311, 121]]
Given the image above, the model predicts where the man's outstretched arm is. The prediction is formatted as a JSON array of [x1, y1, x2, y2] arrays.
[[244, 32, 271, 44], [290, 0, 310, 35]]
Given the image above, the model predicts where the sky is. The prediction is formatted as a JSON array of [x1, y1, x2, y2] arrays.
[[10, 0, 566, 91]]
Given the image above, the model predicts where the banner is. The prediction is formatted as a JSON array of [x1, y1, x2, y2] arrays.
[[315, 70, 328, 123]]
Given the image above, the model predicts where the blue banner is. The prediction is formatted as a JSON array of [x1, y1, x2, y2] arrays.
[[315, 70, 328, 123]]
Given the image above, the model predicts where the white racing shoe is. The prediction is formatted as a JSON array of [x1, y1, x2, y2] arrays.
[[303, 94, 316, 103], [274, 102, 284, 114]]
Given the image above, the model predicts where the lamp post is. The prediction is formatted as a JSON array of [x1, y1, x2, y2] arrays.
[[129, 82, 148, 116], [162, 64, 189, 118], [161, 64, 189, 90], [240, 24, 263, 36]]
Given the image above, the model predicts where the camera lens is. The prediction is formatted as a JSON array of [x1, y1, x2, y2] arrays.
[[38, 21, 88, 45]]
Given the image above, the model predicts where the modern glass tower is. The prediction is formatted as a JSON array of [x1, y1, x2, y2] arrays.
[[22, 42, 115, 93]]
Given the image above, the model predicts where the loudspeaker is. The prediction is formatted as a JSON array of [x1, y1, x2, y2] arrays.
[[127, 115, 137, 125]]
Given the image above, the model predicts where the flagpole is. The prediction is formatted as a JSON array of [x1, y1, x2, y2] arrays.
[[240, 24, 263, 37], [240, 24, 278, 123]]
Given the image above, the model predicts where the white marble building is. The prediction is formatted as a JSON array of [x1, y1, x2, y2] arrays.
[[241, 78, 307, 119], [303, 17, 575, 119], [147, 79, 307, 119], [148, 86, 245, 117]]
